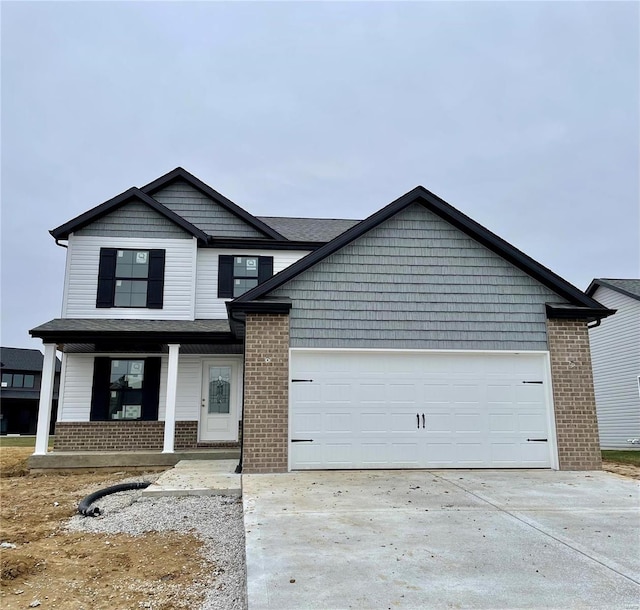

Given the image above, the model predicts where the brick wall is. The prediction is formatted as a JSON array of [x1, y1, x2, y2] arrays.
[[53, 420, 240, 451], [242, 313, 290, 473], [547, 318, 602, 470]]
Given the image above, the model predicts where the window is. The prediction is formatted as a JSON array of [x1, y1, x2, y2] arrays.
[[96, 248, 165, 309], [217, 255, 273, 298], [108, 360, 144, 420], [90, 357, 161, 421], [1, 373, 35, 388]]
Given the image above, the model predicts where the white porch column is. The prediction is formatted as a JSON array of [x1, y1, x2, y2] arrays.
[[163, 343, 180, 453], [34, 343, 57, 455]]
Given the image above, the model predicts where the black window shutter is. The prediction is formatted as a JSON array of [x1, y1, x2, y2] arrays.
[[96, 249, 117, 308], [146, 250, 165, 309], [218, 255, 234, 298], [258, 256, 274, 284], [141, 357, 161, 421], [89, 357, 111, 421]]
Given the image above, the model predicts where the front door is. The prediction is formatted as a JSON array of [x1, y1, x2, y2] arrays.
[[200, 360, 240, 442]]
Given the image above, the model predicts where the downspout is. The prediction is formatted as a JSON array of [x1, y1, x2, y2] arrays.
[[587, 319, 601, 329], [229, 310, 247, 474], [54, 239, 68, 249]]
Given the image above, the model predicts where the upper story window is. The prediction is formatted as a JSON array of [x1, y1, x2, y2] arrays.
[[217, 255, 274, 298], [114, 250, 149, 307], [1, 373, 35, 388], [96, 248, 165, 309]]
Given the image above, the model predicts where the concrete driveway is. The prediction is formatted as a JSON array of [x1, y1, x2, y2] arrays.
[[242, 470, 640, 609]]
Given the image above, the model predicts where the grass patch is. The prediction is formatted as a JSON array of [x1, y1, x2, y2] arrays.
[[602, 450, 640, 466], [0, 435, 53, 448]]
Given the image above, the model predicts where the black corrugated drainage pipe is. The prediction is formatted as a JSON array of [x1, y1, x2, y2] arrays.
[[78, 482, 151, 517]]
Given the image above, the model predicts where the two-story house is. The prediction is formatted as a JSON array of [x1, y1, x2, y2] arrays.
[[30, 167, 613, 472], [1, 347, 60, 435]]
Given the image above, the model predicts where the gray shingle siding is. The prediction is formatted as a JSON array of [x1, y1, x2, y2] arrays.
[[271, 203, 568, 350], [74, 201, 190, 238], [151, 180, 265, 238]]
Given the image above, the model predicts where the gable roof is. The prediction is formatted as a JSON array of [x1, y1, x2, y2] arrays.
[[257, 216, 361, 242], [141, 167, 286, 240], [1, 347, 61, 372], [586, 278, 640, 302], [230, 185, 612, 317], [50, 187, 209, 242]]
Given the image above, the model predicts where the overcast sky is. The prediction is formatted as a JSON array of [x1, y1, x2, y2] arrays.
[[2, 1, 638, 350]]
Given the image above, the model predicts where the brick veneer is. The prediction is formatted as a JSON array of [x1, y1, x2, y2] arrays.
[[242, 313, 290, 473], [53, 420, 240, 451], [547, 318, 602, 470]]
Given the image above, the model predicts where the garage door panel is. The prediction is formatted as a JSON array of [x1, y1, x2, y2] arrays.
[[360, 412, 389, 433], [292, 383, 322, 403], [425, 412, 453, 432], [324, 443, 354, 462], [323, 384, 352, 402], [419, 383, 450, 401], [424, 441, 456, 465], [388, 383, 419, 402], [488, 413, 517, 432], [388, 442, 421, 465], [359, 383, 387, 402], [325, 412, 352, 433], [291, 411, 323, 434], [290, 351, 553, 470], [390, 412, 419, 432], [518, 412, 547, 432]]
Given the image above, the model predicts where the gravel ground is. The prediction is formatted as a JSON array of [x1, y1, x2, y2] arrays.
[[66, 478, 247, 610]]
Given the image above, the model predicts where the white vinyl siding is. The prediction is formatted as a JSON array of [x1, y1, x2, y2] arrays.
[[589, 287, 640, 449], [57, 354, 94, 421], [195, 249, 310, 318], [63, 236, 197, 319], [59, 354, 238, 423], [173, 357, 204, 421]]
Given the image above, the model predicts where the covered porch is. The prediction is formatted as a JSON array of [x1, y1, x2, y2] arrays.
[[29, 318, 244, 463]]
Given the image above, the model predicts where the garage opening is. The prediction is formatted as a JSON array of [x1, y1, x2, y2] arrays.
[[290, 350, 555, 470]]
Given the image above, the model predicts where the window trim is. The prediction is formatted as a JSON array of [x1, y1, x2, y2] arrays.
[[96, 248, 165, 309]]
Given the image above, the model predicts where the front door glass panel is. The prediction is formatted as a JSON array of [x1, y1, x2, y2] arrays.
[[208, 366, 231, 414]]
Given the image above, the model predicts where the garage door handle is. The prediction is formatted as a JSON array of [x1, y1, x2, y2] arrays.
[[422, 413, 425, 429], [291, 379, 314, 383], [527, 438, 548, 442], [416, 413, 420, 429], [291, 439, 314, 443]]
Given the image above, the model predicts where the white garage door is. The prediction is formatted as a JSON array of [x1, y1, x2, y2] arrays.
[[290, 350, 554, 470]]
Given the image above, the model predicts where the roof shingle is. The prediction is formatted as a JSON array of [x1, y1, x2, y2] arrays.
[[1, 347, 61, 371], [256, 216, 361, 242]]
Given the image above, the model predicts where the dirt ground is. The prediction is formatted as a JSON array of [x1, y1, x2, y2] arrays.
[[1, 448, 211, 610], [602, 460, 640, 479]]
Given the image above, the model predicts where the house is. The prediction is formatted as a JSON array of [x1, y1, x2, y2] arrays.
[[30, 167, 614, 472], [1, 347, 60, 435], [586, 279, 640, 450]]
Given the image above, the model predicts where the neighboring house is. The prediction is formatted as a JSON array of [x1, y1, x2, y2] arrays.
[[0, 347, 60, 435], [30, 167, 614, 472], [586, 279, 640, 450]]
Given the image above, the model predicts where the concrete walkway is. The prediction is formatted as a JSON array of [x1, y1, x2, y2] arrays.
[[143, 459, 241, 497], [242, 470, 640, 609]]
